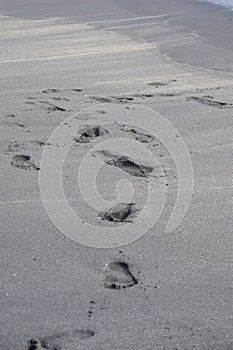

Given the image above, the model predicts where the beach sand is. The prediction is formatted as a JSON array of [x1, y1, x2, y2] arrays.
[[1, 0, 233, 349]]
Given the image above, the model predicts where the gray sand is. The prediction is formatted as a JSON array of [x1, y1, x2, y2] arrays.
[[1, 0, 233, 349]]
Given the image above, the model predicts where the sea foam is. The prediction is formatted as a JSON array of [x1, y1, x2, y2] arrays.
[[198, 0, 233, 10]]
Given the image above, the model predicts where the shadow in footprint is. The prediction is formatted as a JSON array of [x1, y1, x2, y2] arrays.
[[42, 89, 61, 94], [75, 125, 109, 143], [186, 96, 233, 109], [5, 114, 16, 118], [148, 79, 177, 88], [96, 150, 153, 178], [119, 125, 154, 143], [51, 97, 70, 102], [31, 141, 46, 147], [99, 203, 136, 223], [42, 88, 82, 94], [25, 330, 94, 350], [104, 262, 138, 290], [39, 101, 66, 112], [11, 155, 39, 170], [132, 93, 154, 99], [11, 122, 25, 128], [107, 157, 152, 177], [24, 338, 53, 350], [96, 150, 154, 177], [90, 96, 134, 104], [26, 100, 66, 112]]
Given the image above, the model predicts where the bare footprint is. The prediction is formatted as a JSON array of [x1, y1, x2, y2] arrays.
[[11, 155, 39, 170], [24, 338, 53, 350], [89, 96, 134, 104], [98, 203, 136, 222], [39, 101, 66, 112], [24, 330, 94, 350], [104, 262, 138, 290], [186, 96, 233, 109], [42, 88, 82, 94], [96, 150, 153, 178], [26, 100, 66, 112], [42, 89, 61, 94], [75, 125, 109, 143], [107, 157, 152, 177], [119, 124, 154, 143], [132, 93, 154, 99], [148, 79, 177, 87]]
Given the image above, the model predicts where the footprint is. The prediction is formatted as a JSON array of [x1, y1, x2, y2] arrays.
[[51, 97, 69, 102], [31, 141, 46, 147], [11, 155, 39, 170], [106, 157, 153, 177], [39, 101, 66, 112], [148, 79, 177, 88], [26, 101, 66, 112], [158, 93, 175, 97], [24, 338, 52, 350], [75, 125, 109, 143], [96, 150, 153, 178], [5, 114, 16, 118], [104, 262, 138, 290], [186, 96, 233, 109], [42, 88, 82, 94], [98, 203, 136, 222], [119, 125, 154, 143], [71, 89, 83, 92], [132, 93, 154, 98], [42, 89, 61, 94], [112, 96, 134, 103], [25, 330, 94, 350], [89, 96, 134, 104], [8, 121, 25, 128], [88, 300, 95, 318], [89, 96, 113, 103]]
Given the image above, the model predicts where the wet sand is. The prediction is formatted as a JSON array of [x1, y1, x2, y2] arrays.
[[1, 0, 233, 349]]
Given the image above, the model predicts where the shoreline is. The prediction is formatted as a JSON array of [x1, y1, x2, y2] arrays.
[[1, 0, 233, 74]]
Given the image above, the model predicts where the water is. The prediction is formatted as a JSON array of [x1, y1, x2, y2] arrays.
[[198, 0, 233, 10]]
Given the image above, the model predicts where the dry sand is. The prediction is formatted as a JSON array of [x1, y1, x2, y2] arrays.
[[1, 0, 233, 349]]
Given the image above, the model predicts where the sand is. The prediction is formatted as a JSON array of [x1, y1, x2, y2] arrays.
[[1, 0, 233, 349]]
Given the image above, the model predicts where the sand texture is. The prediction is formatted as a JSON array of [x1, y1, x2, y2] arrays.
[[1, 0, 233, 349]]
